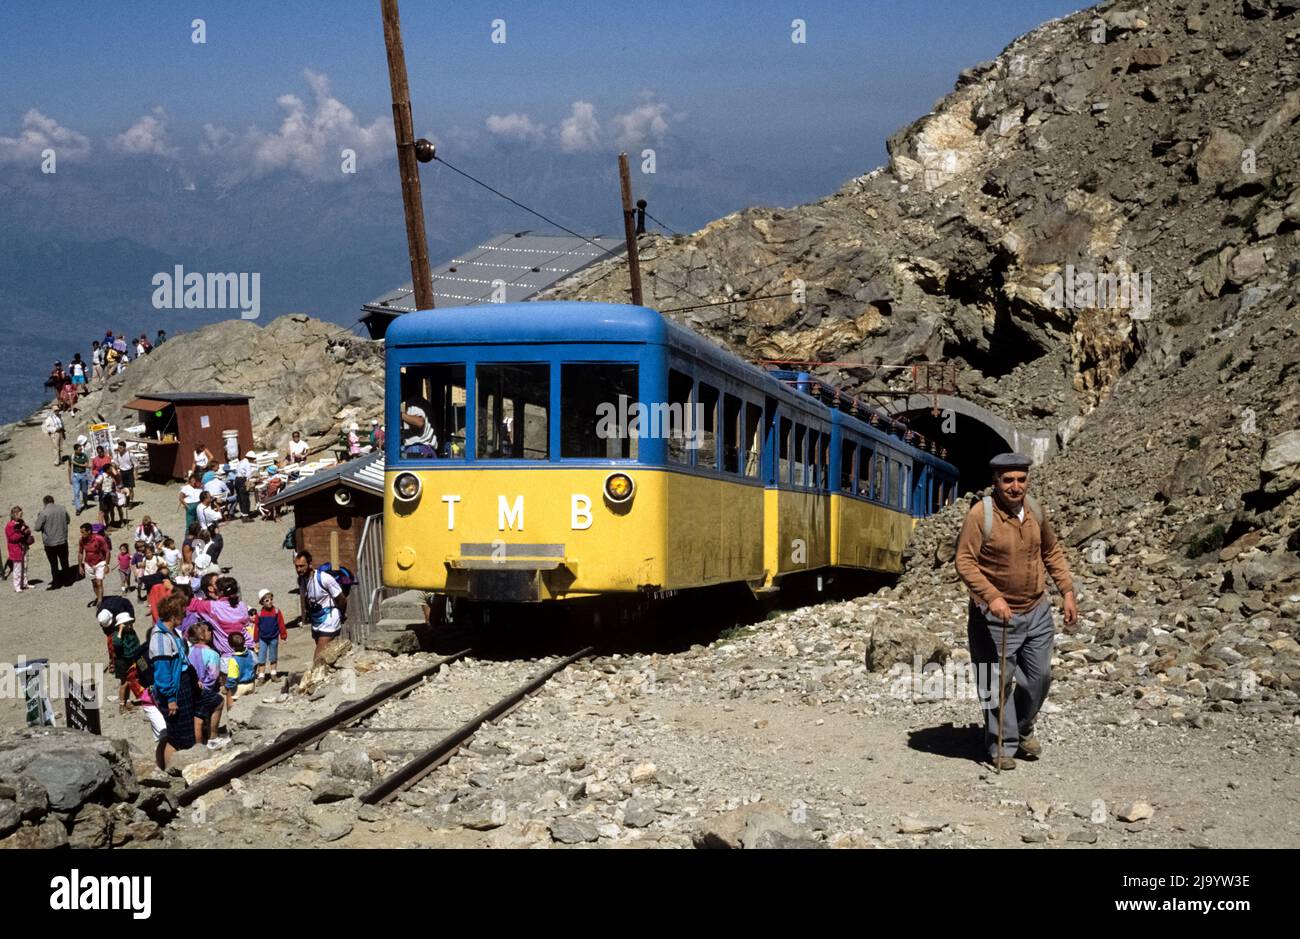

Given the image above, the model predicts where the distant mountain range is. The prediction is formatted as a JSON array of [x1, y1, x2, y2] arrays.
[[0, 131, 859, 424]]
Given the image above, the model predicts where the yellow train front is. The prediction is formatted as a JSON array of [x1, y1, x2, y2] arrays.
[[383, 302, 958, 605]]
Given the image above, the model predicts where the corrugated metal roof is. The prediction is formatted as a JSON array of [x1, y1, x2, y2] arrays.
[[129, 392, 253, 404], [263, 451, 385, 508], [363, 231, 625, 315]]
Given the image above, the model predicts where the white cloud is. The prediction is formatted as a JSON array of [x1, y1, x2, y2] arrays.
[[485, 112, 547, 144], [201, 68, 392, 180], [558, 101, 600, 152], [111, 107, 178, 157], [0, 109, 91, 164], [611, 99, 674, 148]]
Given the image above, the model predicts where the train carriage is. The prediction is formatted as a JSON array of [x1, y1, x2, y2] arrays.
[[383, 302, 958, 604]]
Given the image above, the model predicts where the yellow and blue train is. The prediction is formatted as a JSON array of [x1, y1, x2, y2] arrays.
[[383, 302, 959, 605]]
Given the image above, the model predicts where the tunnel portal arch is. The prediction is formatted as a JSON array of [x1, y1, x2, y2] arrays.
[[884, 394, 1055, 496]]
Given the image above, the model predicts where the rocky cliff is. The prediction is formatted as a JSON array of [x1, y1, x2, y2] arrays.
[[7, 316, 384, 461]]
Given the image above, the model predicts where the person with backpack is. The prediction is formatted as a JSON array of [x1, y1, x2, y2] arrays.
[[107, 611, 166, 738], [294, 550, 347, 664], [954, 452, 1077, 771]]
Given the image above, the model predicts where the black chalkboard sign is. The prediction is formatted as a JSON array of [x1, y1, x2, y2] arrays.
[[63, 673, 101, 735]]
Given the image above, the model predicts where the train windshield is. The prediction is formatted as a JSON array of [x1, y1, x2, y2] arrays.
[[476, 363, 550, 460], [398, 364, 467, 459], [561, 363, 638, 459]]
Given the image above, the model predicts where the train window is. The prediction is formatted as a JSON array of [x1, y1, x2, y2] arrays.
[[476, 363, 549, 460], [399, 363, 466, 459], [697, 382, 719, 469], [841, 442, 857, 492], [667, 369, 693, 465], [858, 446, 873, 497], [743, 403, 761, 478], [779, 417, 792, 484], [561, 363, 638, 459], [793, 424, 807, 487], [808, 430, 821, 489], [722, 394, 741, 474], [819, 434, 829, 490]]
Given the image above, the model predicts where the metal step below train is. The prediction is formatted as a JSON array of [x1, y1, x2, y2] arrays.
[[382, 302, 959, 603]]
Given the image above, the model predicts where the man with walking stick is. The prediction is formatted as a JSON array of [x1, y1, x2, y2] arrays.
[[955, 452, 1078, 770]]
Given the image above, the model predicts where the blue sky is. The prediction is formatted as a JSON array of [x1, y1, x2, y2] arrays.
[[3, 1, 1088, 190], [0, 0, 1091, 421]]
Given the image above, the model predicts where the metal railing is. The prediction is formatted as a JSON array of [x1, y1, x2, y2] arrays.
[[351, 512, 385, 647]]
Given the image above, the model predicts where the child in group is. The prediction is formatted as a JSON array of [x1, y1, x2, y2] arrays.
[[131, 542, 146, 586], [253, 589, 288, 681], [100, 609, 137, 711], [222, 631, 258, 713], [117, 543, 133, 591], [139, 545, 156, 595], [161, 536, 181, 571], [185, 618, 228, 749]]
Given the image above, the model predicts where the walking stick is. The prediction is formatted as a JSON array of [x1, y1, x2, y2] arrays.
[[995, 615, 1009, 773]]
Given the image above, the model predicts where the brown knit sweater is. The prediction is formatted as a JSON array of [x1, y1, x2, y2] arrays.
[[954, 495, 1075, 613]]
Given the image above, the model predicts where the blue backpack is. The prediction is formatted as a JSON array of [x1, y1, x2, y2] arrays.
[[316, 563, 355, 596]]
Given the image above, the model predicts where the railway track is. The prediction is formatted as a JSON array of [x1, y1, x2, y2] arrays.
[[176, 645, 595, 808]]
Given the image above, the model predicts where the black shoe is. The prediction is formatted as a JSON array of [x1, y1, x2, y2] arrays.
[[87, 599, 97, 608]]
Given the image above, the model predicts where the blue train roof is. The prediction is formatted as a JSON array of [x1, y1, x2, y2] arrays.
[[384, 301, 956, 474], [384, 302, 672, 346]]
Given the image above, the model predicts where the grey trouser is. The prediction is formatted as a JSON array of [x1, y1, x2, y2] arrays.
[[967, 595, 1055, 759]]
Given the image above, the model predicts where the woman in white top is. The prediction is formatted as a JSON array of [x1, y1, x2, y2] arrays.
[[179, 474, 204, 531], [288, 432, 309, 463], [192, 444, 213, 475]]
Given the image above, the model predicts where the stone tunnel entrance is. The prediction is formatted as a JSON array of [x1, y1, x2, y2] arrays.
[[884, 394, 1055, 496]]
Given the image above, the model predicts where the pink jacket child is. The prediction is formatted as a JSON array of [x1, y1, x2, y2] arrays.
[[188, 595, 251, 656], [5, 519, 32, 563]]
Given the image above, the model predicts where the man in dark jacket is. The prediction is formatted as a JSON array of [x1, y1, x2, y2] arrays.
[[32, 495, 71, 589]]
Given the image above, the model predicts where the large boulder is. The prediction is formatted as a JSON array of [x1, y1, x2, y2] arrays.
[[0, 731, 135, 814]]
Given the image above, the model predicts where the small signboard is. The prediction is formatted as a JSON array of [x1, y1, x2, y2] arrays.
[[88, 422, 116, 455], [17, 659, 54, 728], [63, 672, 102, 735]]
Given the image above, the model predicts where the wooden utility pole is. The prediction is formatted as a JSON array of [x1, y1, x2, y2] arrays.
[[617, 152, 643, 306], [381, 0, 435, 310]]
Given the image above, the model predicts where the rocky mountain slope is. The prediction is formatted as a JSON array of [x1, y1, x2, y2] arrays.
[[1, 316, 384, 464], [545, 0, 1300, 651], [547, 0, 1300, 422]]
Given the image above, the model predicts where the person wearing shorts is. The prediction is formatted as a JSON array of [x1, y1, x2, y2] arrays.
[[294, 550, 347, 664], [77, 522, 110, 607]]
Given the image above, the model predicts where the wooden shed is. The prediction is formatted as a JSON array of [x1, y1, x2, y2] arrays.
[[125, 392, 255, 481], [261, 452, 385, 578]]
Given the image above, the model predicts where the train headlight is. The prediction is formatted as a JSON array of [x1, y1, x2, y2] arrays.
[[393, 472, 422, 502], [604, 472, 635, 504]]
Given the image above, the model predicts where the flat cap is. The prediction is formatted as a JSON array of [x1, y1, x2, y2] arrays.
[[989, 452, 1032, 472]]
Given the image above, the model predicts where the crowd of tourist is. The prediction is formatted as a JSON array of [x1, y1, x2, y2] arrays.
[[14, 337, 382, 770], [13, 470, 353, 769]]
